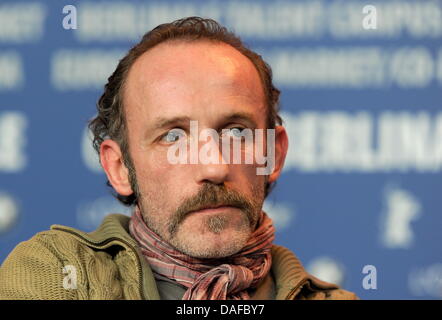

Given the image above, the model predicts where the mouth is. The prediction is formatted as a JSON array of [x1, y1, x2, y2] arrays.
[[188, 205, 239, 215]]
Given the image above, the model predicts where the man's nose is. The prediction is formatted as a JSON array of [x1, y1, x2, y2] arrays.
[[194, 139, 230, 185]]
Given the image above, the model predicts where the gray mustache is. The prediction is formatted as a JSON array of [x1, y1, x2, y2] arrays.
[[168, 183, 256, 235]]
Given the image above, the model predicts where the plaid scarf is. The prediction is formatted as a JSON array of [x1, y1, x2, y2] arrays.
[[129, 205, 275, 300]]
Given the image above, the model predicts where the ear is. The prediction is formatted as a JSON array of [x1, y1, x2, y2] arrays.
[[100, 139, 134, 196], [267, 125, 289, 184]]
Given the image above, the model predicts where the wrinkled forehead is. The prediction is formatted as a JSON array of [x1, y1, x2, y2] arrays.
[[122, 40, 267, 125]]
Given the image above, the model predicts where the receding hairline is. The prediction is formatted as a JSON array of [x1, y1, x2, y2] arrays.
[[119, 38, 268, 125]]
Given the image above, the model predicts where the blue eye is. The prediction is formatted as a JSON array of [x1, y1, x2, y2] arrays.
[[161, 129, 186, 143], [226, 127, 245, 138]]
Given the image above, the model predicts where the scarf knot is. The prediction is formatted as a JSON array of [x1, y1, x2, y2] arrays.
[[129, 206, 275, 300]]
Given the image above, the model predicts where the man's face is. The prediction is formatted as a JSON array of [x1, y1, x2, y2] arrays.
[[123, 40, 269, 258]]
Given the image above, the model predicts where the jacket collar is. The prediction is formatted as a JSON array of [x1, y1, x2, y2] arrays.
[[51, 213, 338, 299]]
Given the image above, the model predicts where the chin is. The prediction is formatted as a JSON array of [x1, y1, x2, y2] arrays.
[[172, 228, 251, 259]]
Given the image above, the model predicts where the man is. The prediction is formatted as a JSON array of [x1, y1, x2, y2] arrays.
[[0, 17, 357, 300]]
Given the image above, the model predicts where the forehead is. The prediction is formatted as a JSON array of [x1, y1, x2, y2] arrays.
[[123, 40, 266, 126]]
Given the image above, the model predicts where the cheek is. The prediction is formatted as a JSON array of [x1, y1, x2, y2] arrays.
[[134, 149, 192, 196], [134, 153, 185, 219], [230, 163, 265, 193], [241, 163, 260, 179], [135, 152, 174, 186]]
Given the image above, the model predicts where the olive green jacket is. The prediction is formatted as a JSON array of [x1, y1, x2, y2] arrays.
[[0, 214, 358, 300]]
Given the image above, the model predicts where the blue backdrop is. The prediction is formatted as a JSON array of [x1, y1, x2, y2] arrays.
[[1, 0, 441, 300]]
